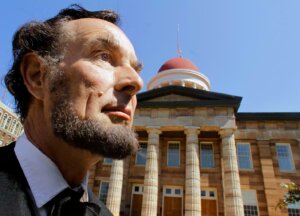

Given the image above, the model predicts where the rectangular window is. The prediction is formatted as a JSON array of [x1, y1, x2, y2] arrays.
[[237, 143, 253, 170], [103, 158, 113, 164], [288, 201, 300, 216], [167, 142, 180, 167], [200, 189, 217, 199], [242, 190, 259, 216], [200, 143, 214, 168], [288, 208, 300, 216], [164, 187, 182, 197], [132, 185, 143, 194], [136, 143, 147, 165], [165, 188, 172, 195], [276, 143, 295, 172], [175, 189, 181, 195], [99, 181, 109, 204]]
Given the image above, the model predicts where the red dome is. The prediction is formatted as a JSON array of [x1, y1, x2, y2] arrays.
[[158, 57, 199, 73]]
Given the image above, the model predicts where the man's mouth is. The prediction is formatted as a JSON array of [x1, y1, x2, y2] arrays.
[[101, 106, 131, 124]]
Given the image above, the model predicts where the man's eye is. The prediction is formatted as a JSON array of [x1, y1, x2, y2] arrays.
[[98, 51, 112, 62]]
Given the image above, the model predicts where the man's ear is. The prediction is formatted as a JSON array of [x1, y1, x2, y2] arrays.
[[20, 53, 47, 100]]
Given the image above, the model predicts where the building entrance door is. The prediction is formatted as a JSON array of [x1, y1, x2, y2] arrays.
[[201, 189, 218, 216], [164, 197, 182, 216], [130, 185, 143, 216], [131, 194, 142, 216], [201, 199, 217, 216], [163, 187, 183, 216]]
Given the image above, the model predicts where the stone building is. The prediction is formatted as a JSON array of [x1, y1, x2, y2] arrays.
[[0, 100, 23, 146], [1, 57, 299, 216], [89, 57, 300, 216]]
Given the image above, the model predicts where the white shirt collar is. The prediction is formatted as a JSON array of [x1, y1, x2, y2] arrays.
[[15, 134, 88, 208]]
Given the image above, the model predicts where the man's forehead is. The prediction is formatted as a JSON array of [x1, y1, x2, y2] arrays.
[[62, 18, 134, 50], [64, 17, 118, 30]]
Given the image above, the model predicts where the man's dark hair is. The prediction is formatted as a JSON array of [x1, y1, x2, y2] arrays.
[[4, 4, 119, 122]]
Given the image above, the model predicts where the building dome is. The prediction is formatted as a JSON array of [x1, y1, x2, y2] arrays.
[[147, 57, 211, 91], [158, 57, 199, 73]]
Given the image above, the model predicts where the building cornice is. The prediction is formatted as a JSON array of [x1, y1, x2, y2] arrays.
[[236, 112, 300, 121]]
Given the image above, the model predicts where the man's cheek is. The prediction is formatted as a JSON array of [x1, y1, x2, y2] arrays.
[[132, 96, 138, 109]]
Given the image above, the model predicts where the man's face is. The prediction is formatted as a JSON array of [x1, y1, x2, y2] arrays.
[[46, 18, 143, 159]]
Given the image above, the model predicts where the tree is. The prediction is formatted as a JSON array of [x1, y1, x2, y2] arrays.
[[277, 182, 300, 209]]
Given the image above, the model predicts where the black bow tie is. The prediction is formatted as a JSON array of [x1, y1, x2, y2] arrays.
[[49, 188, 100, 216]]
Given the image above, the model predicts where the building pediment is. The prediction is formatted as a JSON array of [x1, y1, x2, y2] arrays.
[[137, 85, 242, 112]]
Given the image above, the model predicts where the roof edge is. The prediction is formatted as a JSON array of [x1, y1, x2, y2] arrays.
[[236, 112, 300, 121]]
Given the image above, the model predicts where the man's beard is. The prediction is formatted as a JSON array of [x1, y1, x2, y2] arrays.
[[49, 74, 139, 159]]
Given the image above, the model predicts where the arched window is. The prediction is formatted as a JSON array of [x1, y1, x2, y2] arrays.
[[10, 119, 16, 133], [1, 114, 7, 128], [5, 116, 12, 130], [0, 109, 3, 121], [14, 123, 20, 135]]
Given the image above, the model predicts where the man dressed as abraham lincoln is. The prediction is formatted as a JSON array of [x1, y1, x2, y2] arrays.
[[0, 4, 144, 216]]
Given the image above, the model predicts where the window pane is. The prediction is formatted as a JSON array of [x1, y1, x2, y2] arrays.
[[168, 143, 180, 167], [276, 144, 294, 171], [242, 191, 257, 206], [244, 205, 259, 216], [242, 190, 258, 216], [175, 189, 181, 195], [201, 143, 214, 168], [201, 191, 206, 197], [103, 158, 113, 164], [166, 188, 172, 194], [237, 144, 252, 170], [136, 143, 147, 165], [288, 208, 300, 216], [99, 182, 109, 204]]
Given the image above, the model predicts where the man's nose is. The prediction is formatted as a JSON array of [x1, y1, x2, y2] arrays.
[[114, 65, 144, 96]]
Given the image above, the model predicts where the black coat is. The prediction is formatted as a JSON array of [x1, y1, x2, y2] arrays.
[[0, 142, 112, 216]]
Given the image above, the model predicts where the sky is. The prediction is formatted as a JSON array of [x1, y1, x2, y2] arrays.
[[0, 0, 299, 112]]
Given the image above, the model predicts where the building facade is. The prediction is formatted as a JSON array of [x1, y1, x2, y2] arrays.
[[0, 100, 23, 146], [89, 57, 300, 216], [1, 57, 299, 216]]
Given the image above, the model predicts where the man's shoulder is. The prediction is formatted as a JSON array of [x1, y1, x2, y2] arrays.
[[0, 171, 33, 215], [0, 143, 33, 216], [0, 142, 24, 197], [0, 142, 26, 201], [0, 142, 17, 170]]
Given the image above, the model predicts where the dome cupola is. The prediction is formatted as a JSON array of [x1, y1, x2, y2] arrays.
[[147, 57, 211, 91]]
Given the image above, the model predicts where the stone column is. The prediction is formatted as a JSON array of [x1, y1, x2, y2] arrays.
[[184, 127, 201, 216], [141, 127, 161, 216], [106, 159, 124, 216], [219, 129, 244, 216]]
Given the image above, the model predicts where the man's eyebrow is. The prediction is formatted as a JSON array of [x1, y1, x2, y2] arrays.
[[132, 61, 143, 73], [85, 36, 120, 50]]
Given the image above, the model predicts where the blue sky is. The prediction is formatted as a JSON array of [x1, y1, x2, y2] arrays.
[[1, 1, 299, 112]]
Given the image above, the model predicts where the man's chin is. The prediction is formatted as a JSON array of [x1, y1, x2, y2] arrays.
[[60, 121, 138, 159], [51, 99, 138, 160]]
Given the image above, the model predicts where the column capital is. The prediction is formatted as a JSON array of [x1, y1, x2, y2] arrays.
[[184, 126, 200, 135], [219, 128, 236, 138], [146, 126, 161, 135]]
